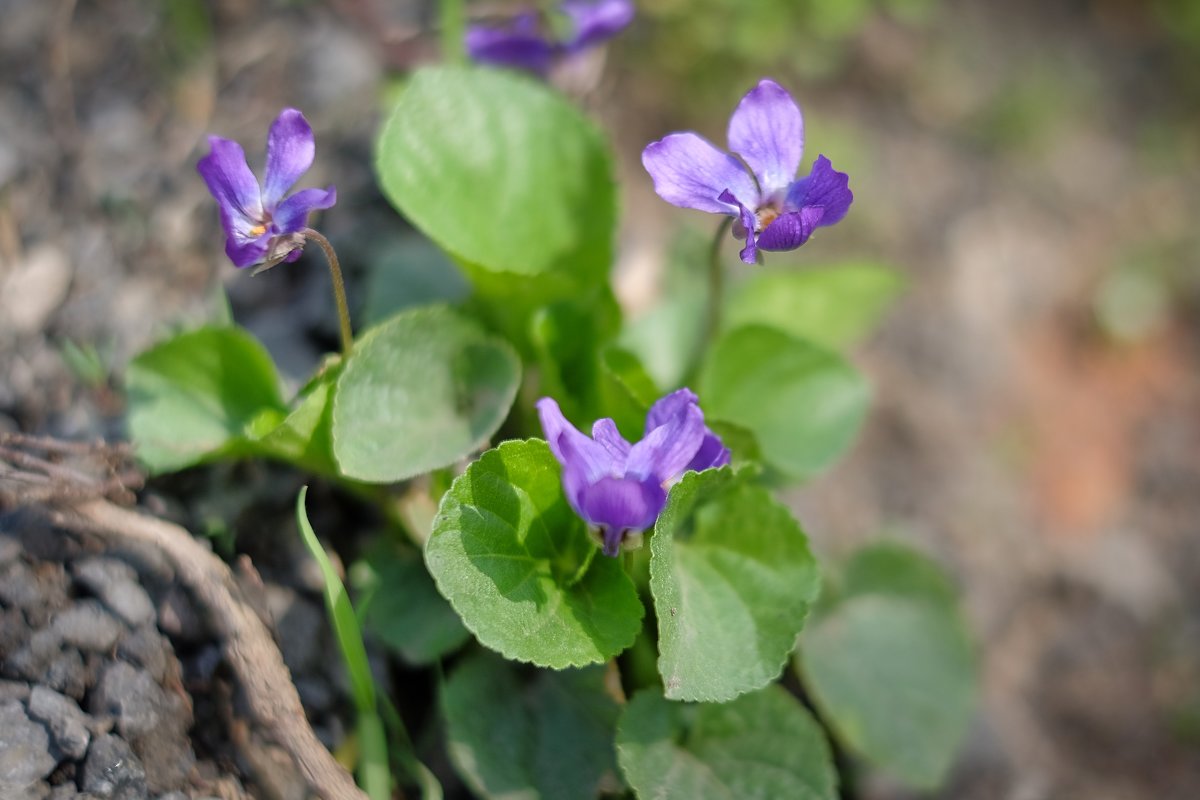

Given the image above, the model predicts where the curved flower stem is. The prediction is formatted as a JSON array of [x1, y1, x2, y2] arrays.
[[702, 216, 733, 357], [303, 228, 353, 358]]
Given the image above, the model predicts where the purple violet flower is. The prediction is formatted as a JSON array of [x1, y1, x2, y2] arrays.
[[538, 388, 731, 558], [465, 0, 634, 75], [642, 79, 853, 265], [197, 108, 337, 269]]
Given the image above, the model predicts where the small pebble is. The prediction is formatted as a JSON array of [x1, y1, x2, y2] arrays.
[[72, 558, 156, 628], [116, 626, 169, 683], [80, 734, 146, 797], [27, 685, 91, 760], [0, 699, 57, 789], [52, 601, 124, 653], [89, 661, 166, 738]]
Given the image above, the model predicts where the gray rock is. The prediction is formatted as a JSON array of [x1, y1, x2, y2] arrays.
[[115, 626, 169, 683], [0, 680, 29, 702], [72, 558, 155, 628], [5, 630, 62, 683], [0, 534, 20, 565], [27, 685, 91, 760], [0, 699, 57, 790], [0, 607, 31, 660], [0, 561, 69, 624], [88, 661, 165, 737], [43, 649, 87, 700], [52, 601, 124, 653], [80, 734, 146, 797]]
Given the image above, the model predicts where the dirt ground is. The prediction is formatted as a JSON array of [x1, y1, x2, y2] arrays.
[[1, 0, 1198, 798]]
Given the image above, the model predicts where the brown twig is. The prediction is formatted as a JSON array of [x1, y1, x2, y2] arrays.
[[56, 498, 367, 800]]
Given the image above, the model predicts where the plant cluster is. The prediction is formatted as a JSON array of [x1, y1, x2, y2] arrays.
[[126, 3, 975, 797]]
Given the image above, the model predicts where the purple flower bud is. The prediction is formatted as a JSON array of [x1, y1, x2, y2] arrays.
[[465, 0, 634, 76], [538, 389, 731, 557], [641, 79, 852, 264], [197, 109, 337, 269]]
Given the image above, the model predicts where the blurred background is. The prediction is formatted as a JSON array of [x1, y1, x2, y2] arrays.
[[1, 0, 1198, 797]]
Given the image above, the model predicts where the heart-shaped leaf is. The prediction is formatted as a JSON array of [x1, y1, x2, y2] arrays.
[[425, 439, 643, 668]]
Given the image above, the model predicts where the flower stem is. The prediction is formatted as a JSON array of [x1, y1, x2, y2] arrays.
[[702, 216, 733, 355], [440, 0, 466, 65], [303, 228, 353, 358]]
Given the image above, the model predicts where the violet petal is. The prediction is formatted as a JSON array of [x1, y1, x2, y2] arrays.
[[784, 154, 853, 227], [564, 0, 635, 52], [272, 186, 337, 235], [627, 403, 706, 483], [592, 418, 632, 461], [197, 136, 264, 230], [224, 232, 272, 269], [727, 79, 805, 198], [577, 476, 665, 533], [262, 109, 316, 211], [755, 208, 822, 252], [719, 189, 760, 264], [465, 13, 557, 74], [644, 388, 700, 433], [687, 432, 732, 473], [537, 398, 616, 487], [643, 133, 758, 215]]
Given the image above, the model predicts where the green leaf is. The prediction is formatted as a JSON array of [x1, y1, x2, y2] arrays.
[[798, 543, 975, 790], [376, 65, 614, 284], [295, 487, 391, 800], [246, 357, 341, 476], [698, 325, 869, 480], [355, 543, 470, 665], [425, 439, 643, 668], [361, 236, 469, 326], [442, 652, 621, 800], [126, 326, 284, 473], [332, 306, 520, 483], [595, 346, 660, 440], [650, 468, 820, 702], [724, 263, 904, 349], [616, 686, 838, 800]]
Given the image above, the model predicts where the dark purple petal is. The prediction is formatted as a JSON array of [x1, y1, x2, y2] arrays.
[[643, 134, 758, 215], [224, 231, 272, 269], [537, 397, 616, 486], [686, 432, 731, 473], [727, 79, 804, 198], [755, 208, 822, 252], [644, 387, 700, 434], [272, 186, 337, 235], [262, 109, 316, 211], [600, 526, 624, 558], [564, 0, 634, 51], [465, 14, 556, 74], [592, 418, 632, 461], [784, 154, 853, 227], [719, 190, 760, 264], [197, 136, 264, 233], [576, 476, 665, 534], [626, 403, 706, 483]]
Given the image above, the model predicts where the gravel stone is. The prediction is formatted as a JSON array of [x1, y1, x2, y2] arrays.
[[42, 649, 87, 701], [4, 629, 62, 682], [27, 685, 91, 760], [0, 561, 69, 622], [89, 661, 166, 737], [51, 601, 124, 653], [80, 734, 146, 798], [0, 606, 31, 656], [0, 680, 30, 702], [0, 699, 57, 790], [72, 558, 155, 628], [0, 534, 20, 565], [115, 626, 169, 683]]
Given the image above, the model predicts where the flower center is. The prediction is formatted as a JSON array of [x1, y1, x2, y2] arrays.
[[755, 206, 780, 231], [248, 223, 268, 237]]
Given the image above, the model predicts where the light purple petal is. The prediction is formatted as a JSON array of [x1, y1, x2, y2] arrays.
[[644, 387, 700, 434], [755, 208, 822, 252], [537, 397, 616, 489], [727, 79, 805, 198], [592, 418, 632, 461], [577, 476, 665, 535], [784, 154, 853, 227], [564, 0, 634, 51], [465, 14, 556, 74], [272, 186, 337, 235], [642, 133, 758, 215], [197, 136, 263, 231], [626, 404, 706, 483], [719, 189, 760, 264], [262, 109, 316, 210]]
